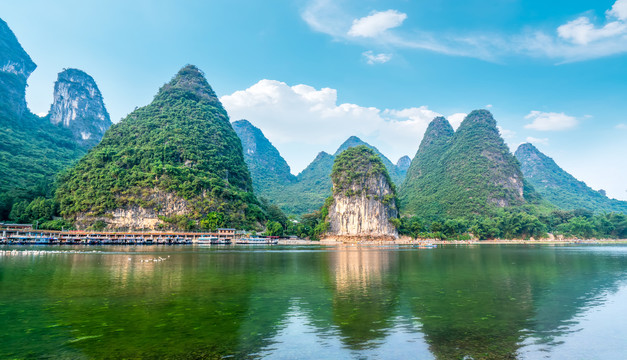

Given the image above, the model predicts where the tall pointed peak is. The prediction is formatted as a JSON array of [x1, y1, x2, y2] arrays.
[[314, 151, 333, 161], [156, 65, 220, 104], [49, 67, 111, 147], [233, 119, 253, 127], [426, 116, 454, 135], [457, 109, 497, 131], [334, 135, 368, 155], [396, 155, 411, 170], [515, 142, 539, 154], [419, 116, 454, 150]]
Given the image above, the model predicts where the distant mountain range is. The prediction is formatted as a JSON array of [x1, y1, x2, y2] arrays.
[[233, 111, 627, 218], [399, 111, 539, 218], [233, 121, 410, 215], [1, 17, 626, 229], [515, 143, 627, 214]]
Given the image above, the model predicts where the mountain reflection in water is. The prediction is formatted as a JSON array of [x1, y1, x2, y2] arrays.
[[0, 245, 626, 359]]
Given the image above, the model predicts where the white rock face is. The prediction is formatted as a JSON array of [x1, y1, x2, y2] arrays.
[[48, 68, 111, 147], [328, 173, 398, 238], [0, 19, 37, 119], [76, 188, 191, 230]]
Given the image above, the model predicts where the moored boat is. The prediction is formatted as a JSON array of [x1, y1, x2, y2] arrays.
[[236, 237, 278, 245], [196, 236, 232, 245]]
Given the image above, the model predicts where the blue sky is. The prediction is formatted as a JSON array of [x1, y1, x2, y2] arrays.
[[2, 0, 626, 199]]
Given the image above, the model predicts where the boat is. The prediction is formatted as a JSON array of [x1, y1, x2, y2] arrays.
[[413, 243, 437, 249], [196, 236, 232, 245], [236, 237, 278, 245]]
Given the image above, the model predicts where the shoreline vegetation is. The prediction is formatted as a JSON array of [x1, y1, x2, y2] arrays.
[[317, 238, 627, 245]]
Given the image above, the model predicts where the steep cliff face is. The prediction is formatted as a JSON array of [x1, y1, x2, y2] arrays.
[[326, 146, 398, 239], [74, 188, 192, 230], [48, 68, 111, 147], [515, 143, 627, 213], [0, 18, 36, 120], [56, 65, 264, 230]]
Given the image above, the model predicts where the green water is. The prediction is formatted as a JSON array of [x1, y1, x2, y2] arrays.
[[1, 245, 626, 359]]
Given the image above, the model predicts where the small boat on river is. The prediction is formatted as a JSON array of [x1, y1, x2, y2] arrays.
[[197, 236, 231, 245], [236, 237, 278, 245]]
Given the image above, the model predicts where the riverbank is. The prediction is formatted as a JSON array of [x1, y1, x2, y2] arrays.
[[318, 237, 627, 245]]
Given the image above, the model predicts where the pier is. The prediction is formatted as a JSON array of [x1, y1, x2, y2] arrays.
[[0, 225, 241, 245]]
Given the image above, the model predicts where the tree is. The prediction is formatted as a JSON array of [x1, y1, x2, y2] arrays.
[[264, 221, 284, 237], [200, 212, 225, 231]]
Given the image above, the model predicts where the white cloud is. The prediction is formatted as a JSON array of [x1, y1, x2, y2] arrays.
[[497, 126, 516, 139], [347, 10, 407, 38], [616, 123, 627, 129], [485, 104, 493, 109], [557, 16, 627, 45], [302, 0, 627, 62], [608, 0, 627, 20], [447, 113, 466, 130], [36, 112, 47, 117], [525, 136, 550, 145], [362, 50, 392, 64], [524, 111, 578, 131], [221, 80, 450, 173]]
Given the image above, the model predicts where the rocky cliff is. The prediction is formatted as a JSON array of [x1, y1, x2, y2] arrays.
[[325, 146, 399, 240], [515, 143, 627, 213], [48, 68, 112, 147], [0, 18, 36, 120]]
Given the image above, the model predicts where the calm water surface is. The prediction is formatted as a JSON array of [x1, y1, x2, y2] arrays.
[[1, 244, 626, 359]]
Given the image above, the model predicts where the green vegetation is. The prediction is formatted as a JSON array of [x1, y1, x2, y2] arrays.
[[234, 133, 407, 217], [232, 119, 298, 211], [331, 145, 394, 194], [55, 65, 265, 230], [333, 136, 405, 185], [399, 208, 627, 240], [515, 142, 627, 214], [0, 110, 86, 220], [400, 111, 543, 218]]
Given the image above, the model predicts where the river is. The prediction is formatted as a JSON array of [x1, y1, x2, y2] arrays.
[[1, 244, 626, 359]]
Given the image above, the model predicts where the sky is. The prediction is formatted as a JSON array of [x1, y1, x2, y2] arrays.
[[2, 0, 626, 200]]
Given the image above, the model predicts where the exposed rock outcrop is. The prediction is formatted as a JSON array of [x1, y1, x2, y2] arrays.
[[75, 188, 191, 230], [0, 18, 36, 119], [325, 146, 399, 240], [48, 68, 111, 147]]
